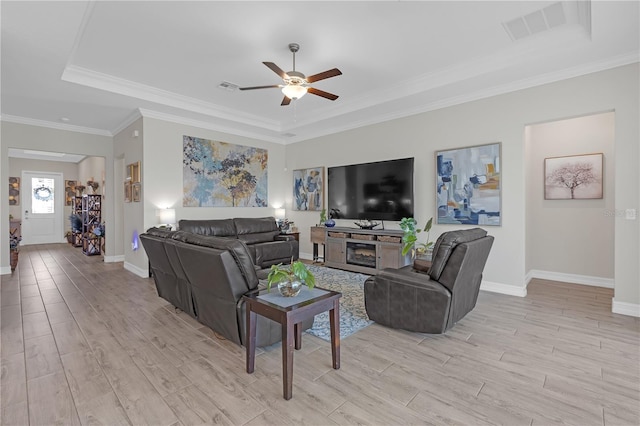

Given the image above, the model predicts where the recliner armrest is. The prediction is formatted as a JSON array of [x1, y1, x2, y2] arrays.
[[274, 234, 296, 242], [364, 266, 452, 333]]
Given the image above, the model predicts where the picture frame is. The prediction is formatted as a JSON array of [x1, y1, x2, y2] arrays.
[[544, 153, 603, 200], [132, 182, 141, 202], [126, 161, 140, 183], [65, 180, 77, 206], [124, 181, 132, 203], [436, 142, 502, 226], [292, 166, 324, 211], [9, 177, 20, 206]]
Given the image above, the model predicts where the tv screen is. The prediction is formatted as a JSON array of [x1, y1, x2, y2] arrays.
[[328, 158, 414, 221]]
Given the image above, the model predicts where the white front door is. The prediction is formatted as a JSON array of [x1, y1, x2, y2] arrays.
[[21, 171, 64, 245]]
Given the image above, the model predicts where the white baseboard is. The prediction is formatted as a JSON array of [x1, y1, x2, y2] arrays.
[[124, 262, 148, 278], [299, 252, 314, 261], [480, 280, 527, 297], [612, 299, 640, 317], [527, 269, 614, 288], [0, 266, 12, 275], [104, 255, 125, 263]]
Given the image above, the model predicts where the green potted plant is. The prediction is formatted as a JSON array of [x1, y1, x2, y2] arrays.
[[400, 217, 434, 258], [267, 260, 316, 297], [319, 208, 327, 226]]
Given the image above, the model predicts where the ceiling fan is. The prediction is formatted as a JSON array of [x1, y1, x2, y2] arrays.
[[239, 43, 342, 106]]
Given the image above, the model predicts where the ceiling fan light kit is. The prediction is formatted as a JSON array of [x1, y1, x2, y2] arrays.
[[239, 43, 341, 106]]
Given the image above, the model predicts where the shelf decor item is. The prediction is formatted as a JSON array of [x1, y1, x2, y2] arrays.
[[544, 153, 603, 200], [436, 142, 501, 226], [267, 260, 316, 297]]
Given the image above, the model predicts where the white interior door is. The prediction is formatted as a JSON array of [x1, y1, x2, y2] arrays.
[[22, 171, 64, 245]]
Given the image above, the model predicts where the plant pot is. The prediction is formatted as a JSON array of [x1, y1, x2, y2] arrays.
[[10, 249, 18, 271], [278, 280, 302, 297]]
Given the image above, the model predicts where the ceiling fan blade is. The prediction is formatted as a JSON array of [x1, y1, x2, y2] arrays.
[[306, 68, 342, 83], [238, 85, 280, 91], [263, 62, 289, 79], [281, 96, 292, 106], [307, 87, 339, 101]]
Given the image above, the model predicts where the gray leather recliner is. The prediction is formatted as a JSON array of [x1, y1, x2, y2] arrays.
[[364, 228, 494, 334]]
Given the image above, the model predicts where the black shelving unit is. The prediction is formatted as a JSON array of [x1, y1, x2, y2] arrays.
[[72, 196, 83, 247], [81, 194, 102, 256]]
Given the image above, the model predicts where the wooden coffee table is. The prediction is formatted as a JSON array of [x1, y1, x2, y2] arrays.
[[243, 286, 342, 400]]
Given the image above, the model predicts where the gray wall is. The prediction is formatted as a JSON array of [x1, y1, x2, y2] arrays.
[[526, 112, 615, 283], [286, 64, 638, 310]]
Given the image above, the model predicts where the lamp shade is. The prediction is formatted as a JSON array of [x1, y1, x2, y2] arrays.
[[275, 208, 286, 219], [158, 208, 176, 225], [281, 84, 307, 100]]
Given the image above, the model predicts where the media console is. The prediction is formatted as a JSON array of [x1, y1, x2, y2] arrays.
[[321, 226, 411, 275]]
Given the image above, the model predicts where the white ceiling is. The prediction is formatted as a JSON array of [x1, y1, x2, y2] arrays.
[[1, 1, 638, 144]]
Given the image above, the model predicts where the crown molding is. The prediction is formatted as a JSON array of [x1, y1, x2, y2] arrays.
[[137, 109, 286, 144], [283, 53, 640, 143], [111, 109, 143, 135], [0, 114, 112, 137], [61, 65, 282, 132]]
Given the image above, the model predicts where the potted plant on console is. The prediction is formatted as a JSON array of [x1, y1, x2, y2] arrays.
[[267, 260, 316, 297], [400, 217, 434, 259]]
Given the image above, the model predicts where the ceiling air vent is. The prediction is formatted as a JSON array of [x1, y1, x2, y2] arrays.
[[218, 81, 239, 92], [282, 132, 296, 138], [503, 1, 567, 41]]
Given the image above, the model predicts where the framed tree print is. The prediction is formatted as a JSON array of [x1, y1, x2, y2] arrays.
[[544, 153, 603, 200]]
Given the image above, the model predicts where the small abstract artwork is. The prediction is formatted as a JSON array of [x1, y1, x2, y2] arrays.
[[293, 167, 324, 211], [183, 135, 268, 207], [436, 142, 501, 226], [544, 153, 603, 200], [9, 177, 20, 206], [65, 180, 77, 206]]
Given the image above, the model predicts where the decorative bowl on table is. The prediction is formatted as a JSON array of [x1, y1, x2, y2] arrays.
[[278, 280, 303, 297]]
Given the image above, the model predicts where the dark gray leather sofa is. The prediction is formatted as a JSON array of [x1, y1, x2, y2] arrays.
[[179, 217, 298, 268], [140, 228, 312, 347], [364, 228, 494, 334]]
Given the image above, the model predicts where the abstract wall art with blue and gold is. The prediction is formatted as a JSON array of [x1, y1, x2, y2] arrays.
[[183, 135, 268, 207], [436, 142, 501, 226]]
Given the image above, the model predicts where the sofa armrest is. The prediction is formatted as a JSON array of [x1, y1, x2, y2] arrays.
[[274, 234, 296, 242]]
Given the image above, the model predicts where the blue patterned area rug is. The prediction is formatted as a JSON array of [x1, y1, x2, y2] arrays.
[[304, 265, 373, 340]]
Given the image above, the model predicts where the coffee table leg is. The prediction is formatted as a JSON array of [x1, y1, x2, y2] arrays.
[[246, 306, 257, 374], [294, 323, 302, 350], [282, 319, 295, 400], [329, 300, 340, 369]]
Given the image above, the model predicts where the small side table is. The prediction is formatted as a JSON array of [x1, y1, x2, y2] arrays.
[[244, 286, 341, 400], [310, 226, 326, 263], [280, 231, 300, 241]]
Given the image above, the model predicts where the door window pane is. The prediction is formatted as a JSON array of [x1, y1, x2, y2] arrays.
[[32, 177, 55, 214]]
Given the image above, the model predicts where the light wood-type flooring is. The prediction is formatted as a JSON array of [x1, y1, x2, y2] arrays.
[[1, 243, 639, 425]]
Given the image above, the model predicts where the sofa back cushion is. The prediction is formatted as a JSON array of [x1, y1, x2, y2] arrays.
[[178, 219, 237, 237], [429, 228, 487, 281], [233, 217, 280, 245], [172, 231, 259, 288]]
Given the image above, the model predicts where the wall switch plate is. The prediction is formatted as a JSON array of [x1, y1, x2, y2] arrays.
[[625, 209, 637, 220]]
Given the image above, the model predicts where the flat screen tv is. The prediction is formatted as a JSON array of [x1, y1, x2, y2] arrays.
[[328, 158, 414, 222]]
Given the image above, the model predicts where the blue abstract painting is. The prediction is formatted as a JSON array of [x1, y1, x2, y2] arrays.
[[293, 167, 324, 211], [436, 142, 501, 226], [183, 135, 268, 207]]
